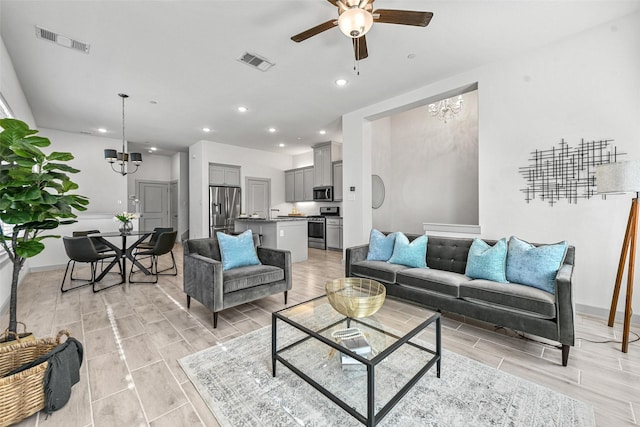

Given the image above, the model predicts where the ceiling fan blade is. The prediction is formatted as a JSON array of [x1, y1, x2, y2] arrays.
[[291, 20, 337, 42], [352, 35, 368, 60], [373, 9, 433, 27], [326, 0, 339, 6]]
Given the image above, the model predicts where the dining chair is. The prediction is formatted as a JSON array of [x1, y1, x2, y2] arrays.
[[69, 230, 115, 280], [61, 236, 123, 293], [135, 227, 177, 274], [129, 230, 178, 283]]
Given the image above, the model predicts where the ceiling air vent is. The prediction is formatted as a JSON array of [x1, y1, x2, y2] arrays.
[[237, 52, 275, 72], [35, 26, 90, 54]]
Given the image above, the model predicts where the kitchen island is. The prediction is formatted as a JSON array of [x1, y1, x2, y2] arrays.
[[235, 218, 308, 262]]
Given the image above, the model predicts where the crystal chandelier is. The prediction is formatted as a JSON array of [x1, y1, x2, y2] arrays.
[[428, 95, 463, 123], [104, 93, 142, 176]]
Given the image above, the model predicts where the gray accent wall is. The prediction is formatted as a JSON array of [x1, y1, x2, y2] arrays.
[[372, 90, 479, 234]]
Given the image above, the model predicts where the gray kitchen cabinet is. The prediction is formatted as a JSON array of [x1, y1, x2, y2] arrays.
[[326, 217, 343, 250], [285, 170, 295, 202], [332, 161, 343, 201], [285, 166, 314, 202], [313, 142, 343, 187], [209, 163, 241, 186]]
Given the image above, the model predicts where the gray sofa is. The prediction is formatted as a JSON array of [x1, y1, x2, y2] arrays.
[[183, 235, 292, 328], [346, 234, 575, 366]]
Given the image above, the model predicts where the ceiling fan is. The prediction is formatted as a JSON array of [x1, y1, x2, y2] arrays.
[[291, 0, 434, 61]]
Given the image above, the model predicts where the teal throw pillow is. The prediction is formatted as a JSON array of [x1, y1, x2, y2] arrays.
[[216, 230, 261, 271], [388, 233, 428, 268], [465, 238, 508, 283], [366, 229, 396, 261], [506, 236, 568, 294]]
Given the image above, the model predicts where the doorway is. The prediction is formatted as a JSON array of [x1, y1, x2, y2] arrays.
[[137, 180, 169, 230]]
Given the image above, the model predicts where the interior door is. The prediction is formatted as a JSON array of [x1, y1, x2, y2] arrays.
[[245, 177, 270, 218], [137, 181, 169, 231], [169, 181, 178, 231]]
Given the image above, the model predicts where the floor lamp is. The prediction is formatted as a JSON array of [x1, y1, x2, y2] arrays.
[[596, 160, 640, 353]]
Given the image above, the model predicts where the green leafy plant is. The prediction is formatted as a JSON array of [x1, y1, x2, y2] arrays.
[[0, 118, 89, 336]]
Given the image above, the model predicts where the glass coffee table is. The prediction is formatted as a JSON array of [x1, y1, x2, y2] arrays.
[[272, 293, 441, 427]]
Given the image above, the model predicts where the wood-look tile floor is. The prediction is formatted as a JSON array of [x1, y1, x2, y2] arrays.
[[2, 245, 639, 426]]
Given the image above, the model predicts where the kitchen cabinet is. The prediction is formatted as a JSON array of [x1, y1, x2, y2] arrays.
[[312, 142, 343, 187], [326, 217, 343, 250], [235, 218, 308, 262], [332, 161, 343, 202], [284, 166, 314, 202], [209, 163, 240, 186]]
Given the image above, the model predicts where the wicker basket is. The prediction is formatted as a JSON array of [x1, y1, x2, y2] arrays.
[[0, 330, 69, 427]]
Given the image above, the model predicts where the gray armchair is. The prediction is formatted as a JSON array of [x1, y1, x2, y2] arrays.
[[183, 235, 292, 328]]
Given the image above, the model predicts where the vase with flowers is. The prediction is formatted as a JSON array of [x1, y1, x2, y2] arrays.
[[114, 211, 137, 233]]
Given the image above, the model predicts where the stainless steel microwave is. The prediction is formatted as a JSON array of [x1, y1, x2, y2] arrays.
[[313, 186, 333, 202]]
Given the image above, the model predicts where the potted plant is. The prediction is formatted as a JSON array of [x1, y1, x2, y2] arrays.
[[0, 118, 88, 339]]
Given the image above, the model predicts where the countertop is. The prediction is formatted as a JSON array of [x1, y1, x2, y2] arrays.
[[235, 217, 308, 223]]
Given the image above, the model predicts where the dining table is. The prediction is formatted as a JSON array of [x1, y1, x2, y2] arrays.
[[89, 230, 154, 284]]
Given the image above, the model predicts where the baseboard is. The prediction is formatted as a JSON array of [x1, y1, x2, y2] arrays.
[[575, 303, 640, 326], [29, 263, 67, 273]]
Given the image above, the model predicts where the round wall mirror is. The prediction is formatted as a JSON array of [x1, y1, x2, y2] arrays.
[[372, 174, 385, 209]]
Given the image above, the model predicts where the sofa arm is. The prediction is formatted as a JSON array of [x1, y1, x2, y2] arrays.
[[345, 244, 369, 277], [183, 253, 224, 312], [555, 263, 575, 346], [257, 247, 292, 291]]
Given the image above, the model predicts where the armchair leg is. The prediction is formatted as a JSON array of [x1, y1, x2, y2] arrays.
[[561, 344, 570, 366], [284, 291, 288, 305], [213, 312, 219, 328], [187, 295, 191, 308]]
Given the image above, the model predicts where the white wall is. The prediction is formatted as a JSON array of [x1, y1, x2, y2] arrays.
[[372, 91, 479, 234], [343, 11, 640, 316], [189, 140, 294, 238], [0, 33, 35, 314]]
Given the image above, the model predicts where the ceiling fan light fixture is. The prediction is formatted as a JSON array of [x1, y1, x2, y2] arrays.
[[338, 8, 373, 38]]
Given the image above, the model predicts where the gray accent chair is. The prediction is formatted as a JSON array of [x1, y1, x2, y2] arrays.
[[183, 235, 292, 328], [346, 234, 576, 366]]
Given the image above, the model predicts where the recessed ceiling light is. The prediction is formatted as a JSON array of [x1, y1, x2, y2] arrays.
[[97, 128, 107, 133], [268, 127, 277, 133], [319, 130, 326, 135], [149, 147, 157, 151], [237, 106, 248, 113], [335, 79, 348, 87], [279, 143, 285, 147], [202, 127, 211, 132]]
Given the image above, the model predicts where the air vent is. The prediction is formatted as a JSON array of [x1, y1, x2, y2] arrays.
[[35, 26, 90, 54], [237, 52, 275, 72]]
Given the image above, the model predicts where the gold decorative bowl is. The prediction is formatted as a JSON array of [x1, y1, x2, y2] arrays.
[[325, 278, 386, 318]]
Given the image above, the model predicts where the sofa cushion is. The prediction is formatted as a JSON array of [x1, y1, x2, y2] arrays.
[[460, 279, 556, 319], [223, 264, 284, 293], [388, 233, 427, 268], [217, 230, 261, 271], [350, 260, 409, 285], [465, 238, 508, 283], [366, 229, 397, 261], [396, 268, 471, 298], [506, 236, 568, 294]]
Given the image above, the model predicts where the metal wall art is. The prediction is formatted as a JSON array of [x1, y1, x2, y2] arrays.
[[519, 138, 625, 206]]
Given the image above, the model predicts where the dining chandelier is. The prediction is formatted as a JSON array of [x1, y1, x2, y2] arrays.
[[428, 95, 463, 123], [104, 93, 142, 176]]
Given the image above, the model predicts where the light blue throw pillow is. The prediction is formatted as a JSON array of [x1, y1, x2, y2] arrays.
[[388, 233, 428, 268], [465, 238, 508, 283], [216, 230, 261, 271], [506, 236, 568, 294], [366, 229, 396, 261]]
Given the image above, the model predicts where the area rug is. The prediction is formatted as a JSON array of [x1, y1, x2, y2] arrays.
[[179, 324, 594, 427]]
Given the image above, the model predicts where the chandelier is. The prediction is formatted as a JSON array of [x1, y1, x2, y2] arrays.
[[428, 95, 463, 123], [104, 93, 142, 176]]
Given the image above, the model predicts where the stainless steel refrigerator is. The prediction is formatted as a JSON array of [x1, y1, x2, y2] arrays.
[[209, 186, 241, 237]]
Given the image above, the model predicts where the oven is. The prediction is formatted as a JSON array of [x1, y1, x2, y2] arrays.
[[307, 217, 326, 249]]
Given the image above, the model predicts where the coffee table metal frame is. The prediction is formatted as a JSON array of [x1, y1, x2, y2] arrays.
[[272, 295, 441, 427]]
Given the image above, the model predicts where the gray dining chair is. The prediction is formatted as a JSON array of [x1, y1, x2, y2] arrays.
[[69, 230, 116, 280], [135, 227, 176, 274], [61, 236, 122, 293], [129, 230, 178, 283]]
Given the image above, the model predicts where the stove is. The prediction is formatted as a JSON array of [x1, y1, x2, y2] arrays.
[[308, 207, 339, 249]]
